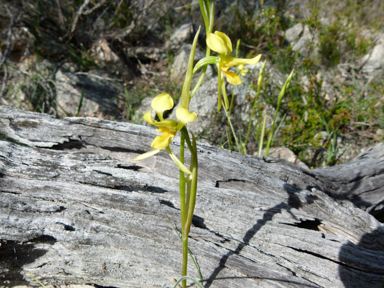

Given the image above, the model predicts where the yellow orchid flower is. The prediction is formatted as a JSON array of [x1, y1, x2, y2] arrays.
[[205, 31, 261, 110], [132, 93, 197, 174]]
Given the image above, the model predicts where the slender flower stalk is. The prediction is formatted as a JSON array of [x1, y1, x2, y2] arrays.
[[131, 2, 270, 287]]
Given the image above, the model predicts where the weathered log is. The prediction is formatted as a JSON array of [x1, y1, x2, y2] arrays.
[[312, 143, 384, 222], [0, 106, 383, 288]]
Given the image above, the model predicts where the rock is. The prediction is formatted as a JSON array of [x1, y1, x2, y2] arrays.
[[181, 76, 220, 136], [285, 23, 319, 58], [55, 70, 122, 118], [91, 39, 135, 81], [125, 47, 167, 62], [0, 106, 384, 288], [361, 33, 384, 73], [259, 146, 309, 169], [171, 44, 208, 79], [134, 96, 156, 125], [166, 23, 194, 50], [285, 23, 303, 43], [5, 26, 35, 63], [92, 39, 120, 64]]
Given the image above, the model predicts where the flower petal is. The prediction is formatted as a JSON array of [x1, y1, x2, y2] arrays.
[[154, 120, 178, 131], [221, 54, 262, 69], [143, 111, 155, 125], [214, 31, 232, 55], [207, 33, 231, 55], [151, 130, 175, 150], [176, 106, 197, 130], [151, 93, 174, 117], [166, 147, 192, 174], [223, 70, 242, 85], [131, 149, 161, 161]]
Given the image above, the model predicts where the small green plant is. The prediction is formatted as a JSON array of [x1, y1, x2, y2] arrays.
[[319, 24, 341, 67], [131, 1, 270, 286], [264, 70, 293, 156], [76, 87, 84, 117], [4, 62, 56, 114], [66, 44, 98, 72], [222, 60, 293, 157]]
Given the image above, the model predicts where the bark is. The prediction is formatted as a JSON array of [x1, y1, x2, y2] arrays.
[[0, 106, 383, 288], [312, 143, 384, 222]]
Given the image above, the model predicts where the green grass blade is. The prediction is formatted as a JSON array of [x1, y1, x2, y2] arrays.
[[165, 216, 203, 282], [76, 86, 84, 117]]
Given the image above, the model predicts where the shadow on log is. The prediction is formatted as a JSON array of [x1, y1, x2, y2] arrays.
[[0, 106, 383, 288], [312, 143, 384, 222]]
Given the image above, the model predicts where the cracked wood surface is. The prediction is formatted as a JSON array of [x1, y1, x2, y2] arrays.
[[0, 106, 384, 288], [311, 143, 384, 221]]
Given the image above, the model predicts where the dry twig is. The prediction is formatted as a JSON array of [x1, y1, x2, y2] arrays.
[[83, 0, 107, 15], [70, 0, 91, 33]]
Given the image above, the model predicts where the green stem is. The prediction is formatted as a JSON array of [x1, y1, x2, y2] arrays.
[[265, 103, 280, 156], [226, 126, 234, 151], [223, 106, 242, 153], [244, 87, 262, 151], [184, 135, 198, 237], [198, 0, 208, 30], [226, 87, 235, 151], [165, 216, 203, 282], [179, 129, 198, 288], [258, 114, 267, 157], [179, 133, 187, 230], [190, 21, 212, 100], [208, 1, 215, 33], [179, 133, 187, 288], [265, 69, 293, 156], [190, 65, 208, 99], [229, 85, 235, 117], [265, 122, 275, 157], [182, 236, 188, 288]]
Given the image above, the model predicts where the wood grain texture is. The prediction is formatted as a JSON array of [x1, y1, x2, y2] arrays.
[[312, 143, 384, 221], [1, 106, 383, 288]]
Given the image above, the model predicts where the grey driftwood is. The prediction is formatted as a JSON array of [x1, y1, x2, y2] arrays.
[[311, 143, 384, 222], [0, 106, 383, 288]]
